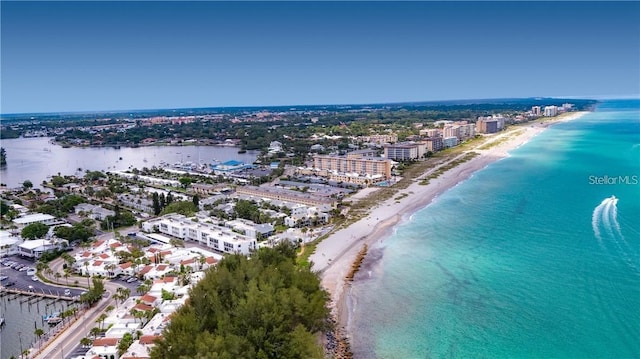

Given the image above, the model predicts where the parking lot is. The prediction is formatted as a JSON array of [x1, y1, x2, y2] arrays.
[[0, 256, 84, 297]]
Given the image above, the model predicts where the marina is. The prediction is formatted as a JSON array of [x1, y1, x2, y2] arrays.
[[0, 291, 79, 359], [0, 137, 259, 189]]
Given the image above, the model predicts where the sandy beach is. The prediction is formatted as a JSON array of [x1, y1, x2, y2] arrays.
[[310, 111, 590, 347]]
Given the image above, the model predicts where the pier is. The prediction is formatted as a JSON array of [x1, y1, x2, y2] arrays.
[[0, 287, 77, 301]]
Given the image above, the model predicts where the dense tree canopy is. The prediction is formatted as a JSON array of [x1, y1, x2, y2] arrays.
[[21, 222, 50, 240], [54, 220, 95, 242], [151, 244, 330, 359], [160, 201, 197, 216]]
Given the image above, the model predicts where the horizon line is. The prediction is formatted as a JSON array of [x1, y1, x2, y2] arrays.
[[4, 95, 634, 117]]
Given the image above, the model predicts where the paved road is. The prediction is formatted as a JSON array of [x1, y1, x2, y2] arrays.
[[0, 256, 84, 297], [28, 230, 135, 359]]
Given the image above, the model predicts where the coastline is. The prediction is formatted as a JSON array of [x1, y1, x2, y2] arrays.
[[310, 111, 590, 354]]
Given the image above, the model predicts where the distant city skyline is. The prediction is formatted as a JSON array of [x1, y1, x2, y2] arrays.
[[1, 1, 639, 114]]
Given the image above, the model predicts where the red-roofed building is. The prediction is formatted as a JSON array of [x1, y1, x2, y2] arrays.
[[134, 303, 154, 312], [93, 337, 119, 346], [180, 258, 198, 272], [139, 335, 161, 345], [92, 240, 105, 248], [120, 262, 134, 276], [88, 337, 119, 359], [140, 294, 158, 306], [156, 277, 176, 284], [139, 265, 153, 276], [202, 256, 218, 270]]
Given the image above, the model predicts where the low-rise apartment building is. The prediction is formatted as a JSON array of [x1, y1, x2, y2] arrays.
[[142, 214, 257, 255]]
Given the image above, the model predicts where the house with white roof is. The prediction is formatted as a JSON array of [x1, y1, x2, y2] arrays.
[[143, 264, 172, 280], [12, 213, 57, 228], [18, 238, 67, 258], [142, 214, 257, 255], [104, 322, 141, 339], [225, 219, 274, 239], [74, 203, 115, 221], [0, 230, 22, 257]]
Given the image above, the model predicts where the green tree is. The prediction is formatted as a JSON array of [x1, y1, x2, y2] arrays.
[[179, 177, 193, 189], [22, 180, 33, 191], [0, 147, 6, 166], [90, 327, 102, 340], [234, 199, 260, 222], [34, 328, 45, 349], [152, 192, 161, 215], [192, 194, 200, 208], [150, 243, 329, 359], [80, 337, 93, 348], [96, 313, 108, 330], [21, 222, 49, 240], [51, 175, 67, 187], [160, 201, 197, 216]]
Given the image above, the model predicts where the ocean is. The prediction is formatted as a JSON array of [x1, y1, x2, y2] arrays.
[[350, 100, 640, 358]]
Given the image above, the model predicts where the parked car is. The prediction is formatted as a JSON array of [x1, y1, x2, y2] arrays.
[[4, 281, 16, 287], [120, 276, 131, 282], [31, 275, 39, 281], [14, 264, 24, 270], [19, 266, 30, 272], [0, 275, 8, 281], [126, 277, 137, 283], [64, 289, 71, 296], [26, 268, 37, 276]]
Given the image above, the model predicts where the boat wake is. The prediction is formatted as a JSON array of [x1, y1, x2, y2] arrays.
[[592, 195, 637, 271]]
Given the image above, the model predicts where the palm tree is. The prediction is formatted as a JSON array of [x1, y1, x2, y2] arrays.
[[90, 326, 102, 340], [63, 270, 70, 284], [84, 262, 90, 288], [104, 263, 116, 278], [96, 313, 108, 330], [34, 328, 44, 349], [136, 284, 149, 295], [105, 305, 115, 313], [54, 272, 62, 283], [198, 255, 206, 271], [80, 337, 93, 348]]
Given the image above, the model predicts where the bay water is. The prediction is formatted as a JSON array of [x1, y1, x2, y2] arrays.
[[350, 100, 640, 358], [0, 138, 258, 189]]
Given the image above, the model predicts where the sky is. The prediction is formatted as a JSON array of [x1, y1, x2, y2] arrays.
[[1, 1, 639, 114]]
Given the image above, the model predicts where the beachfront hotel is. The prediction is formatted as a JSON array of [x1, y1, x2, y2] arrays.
[[312, 151, 393, 180], [383, 141, 431, 161], [236, 185, 337, 211], [476, 115, 505, 134]]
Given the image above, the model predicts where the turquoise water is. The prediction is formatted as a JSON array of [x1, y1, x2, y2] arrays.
[[350, 100, 640, 358]]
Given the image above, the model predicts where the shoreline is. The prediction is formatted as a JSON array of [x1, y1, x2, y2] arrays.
[[310, 111, 590, 355]]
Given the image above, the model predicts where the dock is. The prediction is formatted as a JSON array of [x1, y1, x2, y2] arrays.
[[0, 287, 76, 301]]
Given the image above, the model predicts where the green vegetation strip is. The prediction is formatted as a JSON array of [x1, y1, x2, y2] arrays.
[[419, 152, 479, 185]]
